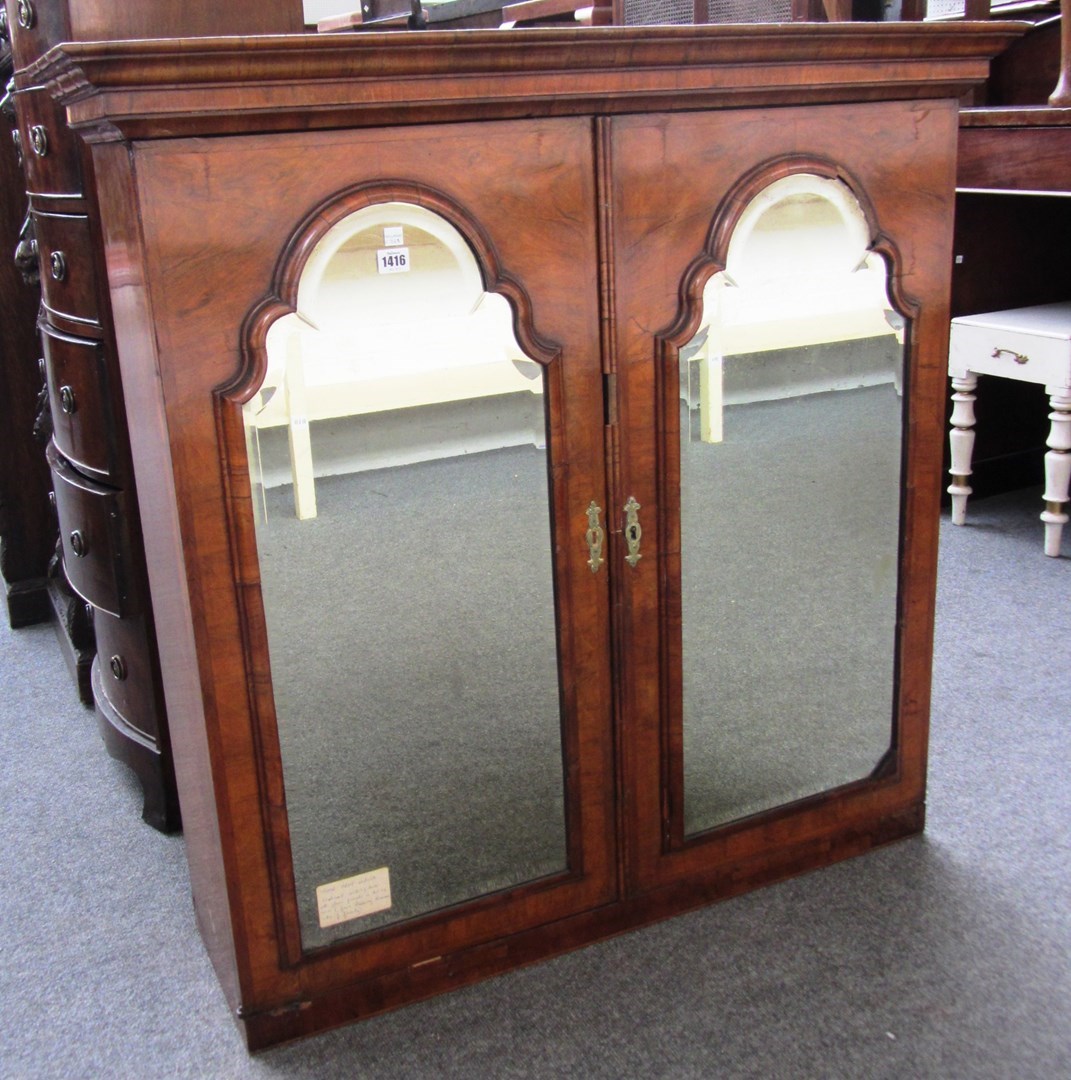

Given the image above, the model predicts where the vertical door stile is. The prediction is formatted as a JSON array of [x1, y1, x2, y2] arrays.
[[603, 114, 681, 893], [593, 115, 629, 898]]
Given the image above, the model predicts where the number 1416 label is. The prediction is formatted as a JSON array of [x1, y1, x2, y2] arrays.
[[376, 247, 410, 274]]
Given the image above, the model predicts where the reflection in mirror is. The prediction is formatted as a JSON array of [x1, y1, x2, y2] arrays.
[[243, 202, 567, 949], [679, 175, 905, 835]]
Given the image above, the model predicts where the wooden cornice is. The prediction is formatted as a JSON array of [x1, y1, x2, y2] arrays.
[[27, 24, 1032, 141]]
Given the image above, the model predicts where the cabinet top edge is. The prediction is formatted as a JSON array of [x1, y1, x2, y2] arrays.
[[32, 21, 1034, 77], [29, 23, 1032, 140]]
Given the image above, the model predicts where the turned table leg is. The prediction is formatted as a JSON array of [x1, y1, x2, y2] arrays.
[[948, 373, 978, 526], [1041, 387, 1071, 557]]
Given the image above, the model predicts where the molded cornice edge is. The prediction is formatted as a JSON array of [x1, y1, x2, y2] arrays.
[[28, 24, 1032, 142]]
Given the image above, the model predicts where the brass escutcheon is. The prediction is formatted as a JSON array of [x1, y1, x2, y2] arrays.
[[585, 501, 605, 573], [624, 496, 642, 567]]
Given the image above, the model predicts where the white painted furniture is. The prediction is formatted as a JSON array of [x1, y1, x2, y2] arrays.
[[681, 174, 903, 444], [245, 202, 542, 519], [948, 302, 1071, 556]]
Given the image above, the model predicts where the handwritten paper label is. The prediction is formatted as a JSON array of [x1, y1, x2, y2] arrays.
[[383, 226, 404, 247], [316, 866, 392, 928], [377, 247, 410, 274]]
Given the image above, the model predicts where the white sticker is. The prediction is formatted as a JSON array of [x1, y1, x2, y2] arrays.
[[316, 866, 392, 928], [383, 226, 404, 247], [376, 247, 410, 275]]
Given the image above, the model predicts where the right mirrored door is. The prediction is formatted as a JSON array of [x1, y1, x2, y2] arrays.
[[606, 101, 955, 890], [676, 173, 905, 835]]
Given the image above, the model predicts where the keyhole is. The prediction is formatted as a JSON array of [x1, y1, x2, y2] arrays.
[[629, 525, 638, 541]]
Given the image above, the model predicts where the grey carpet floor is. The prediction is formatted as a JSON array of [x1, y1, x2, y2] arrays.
[[1, 486, 1068, 1078], [256, 445, 567, 948], [258, 385, 902, 949], [680, 385, 902, 831]]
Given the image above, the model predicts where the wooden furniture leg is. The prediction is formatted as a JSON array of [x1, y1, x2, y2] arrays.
[[948, 373, 978, 525], [1041, 387, 1071, 556]]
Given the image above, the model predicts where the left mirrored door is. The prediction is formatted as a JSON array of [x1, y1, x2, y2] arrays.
[[197, 118, 619, 966], [244, 200, 589, 949]]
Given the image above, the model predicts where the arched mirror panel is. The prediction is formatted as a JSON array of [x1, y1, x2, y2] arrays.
[[241, 201, 568, 950], [676, 173, 906, 836]]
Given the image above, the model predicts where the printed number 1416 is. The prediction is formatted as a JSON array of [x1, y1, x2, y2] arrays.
[[377, 247, 410, 274]]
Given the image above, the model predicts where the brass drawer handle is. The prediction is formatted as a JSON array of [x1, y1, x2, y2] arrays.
[[624, 496, 642, 567], [992, 347, 1029, 366], [16, 1, 35, 31], [69, 529, 87, 558], [58, 385, 76, 414], [585, 501, 605, 573], [0, 11, 9, 43], [50, 250, 67, 281], [29, 124, 48, 157]]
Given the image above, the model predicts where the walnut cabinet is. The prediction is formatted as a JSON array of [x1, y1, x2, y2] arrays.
[[38, 23, 1025, 1048]]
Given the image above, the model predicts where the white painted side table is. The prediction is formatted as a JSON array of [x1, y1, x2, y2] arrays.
[[948, 302, 1071, 556]]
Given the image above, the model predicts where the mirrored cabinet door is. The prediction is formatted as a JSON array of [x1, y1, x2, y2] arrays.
[[231, 178, 620, 959], [607, 102, 955, 891], [673, 173, 904, 839], [243, 201, 592, 951]]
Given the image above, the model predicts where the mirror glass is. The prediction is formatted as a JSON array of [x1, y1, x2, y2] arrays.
[[679, 175, 905, 835], [243, 203, 567, 950]]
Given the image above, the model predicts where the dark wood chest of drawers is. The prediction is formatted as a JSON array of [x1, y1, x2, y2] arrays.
[[2, 0, 304, 830]]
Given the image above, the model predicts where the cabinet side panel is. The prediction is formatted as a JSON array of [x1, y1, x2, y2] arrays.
[[87, 139, 244, 1012]]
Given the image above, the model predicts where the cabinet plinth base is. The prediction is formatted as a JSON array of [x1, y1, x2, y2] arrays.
[[239, 800, 924, 1051], [92, 659, 180, 833]]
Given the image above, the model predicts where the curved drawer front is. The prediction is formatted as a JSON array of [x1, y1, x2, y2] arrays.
[[33, 210, 101, 333], [92, 609, 162, 746], [42, 325, 120, 482], [7, 1, 70, 71], [16, 87, 85, 200], [47, 441, 135, 618]]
